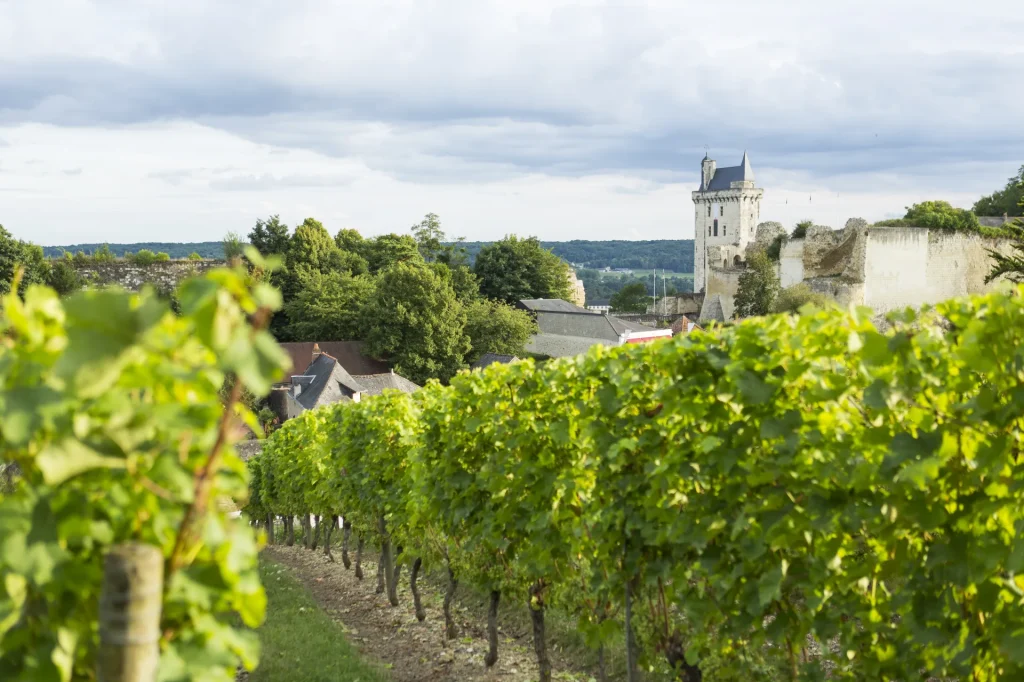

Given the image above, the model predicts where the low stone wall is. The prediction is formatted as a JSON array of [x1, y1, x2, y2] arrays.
[[75, 260, 224, 291]]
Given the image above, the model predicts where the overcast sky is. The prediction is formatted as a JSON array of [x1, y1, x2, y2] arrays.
[[2, 0, 1022, 245]]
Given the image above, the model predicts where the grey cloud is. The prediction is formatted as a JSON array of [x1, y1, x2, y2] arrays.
[[148, 169, 194, 185], [208, 173, 357, 191], [1, 1, 1022, 189]]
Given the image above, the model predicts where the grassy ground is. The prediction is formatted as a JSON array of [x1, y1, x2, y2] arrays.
[[252, 557, 388, 682]]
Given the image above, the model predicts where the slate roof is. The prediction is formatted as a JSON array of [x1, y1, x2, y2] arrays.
[[525, 334, 607, 359], [698, 294, 735, 322], [353, 372, 421, 396], [471, 353, 518, 369], [606, 315, 659, 335], [294, 354, 366, 409], [518, 299, 597, 314], [700, 152, 756, 192], [278, 340, 389, 376]]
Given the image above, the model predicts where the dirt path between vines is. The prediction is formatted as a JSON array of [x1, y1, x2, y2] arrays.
[[263, 545, 593, 682]]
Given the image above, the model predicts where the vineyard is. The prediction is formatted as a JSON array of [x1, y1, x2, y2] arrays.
[[2, 253, 1024, 681], [250, 285, 1024, 681]]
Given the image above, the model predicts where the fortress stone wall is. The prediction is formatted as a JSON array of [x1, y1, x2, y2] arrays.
[[74, 259, 224, 292], [704, 223, 1014, 319]]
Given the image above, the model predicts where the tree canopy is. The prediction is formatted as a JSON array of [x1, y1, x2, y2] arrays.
[[248, 215, 291, 256], [734, 249, 780, 318], [360, 262, 471, 384], [0, 225, 49, 295], [875, 200, 980, 231], [609, 282, 649, 313], [463, 299, 537, 364], [473, 235, 572, 304], [973, 165, 1024, 218]]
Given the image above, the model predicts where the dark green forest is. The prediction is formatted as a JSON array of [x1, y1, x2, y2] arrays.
[[45, 239, 696, 272], [42, 242, 224, 259]]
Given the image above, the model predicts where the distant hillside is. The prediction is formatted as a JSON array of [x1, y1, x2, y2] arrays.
[[43, 242, 225, 259], [457, 239, 694, 273], [46, 239, 695, 273]]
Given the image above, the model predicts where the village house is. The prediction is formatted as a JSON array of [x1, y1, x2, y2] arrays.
[[517, 298, 672, 358]]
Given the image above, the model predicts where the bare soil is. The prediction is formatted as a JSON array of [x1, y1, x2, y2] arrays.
[[263, 545, 595, 682]]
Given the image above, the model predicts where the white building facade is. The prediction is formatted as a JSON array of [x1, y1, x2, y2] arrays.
[[691, 152, 763, 293]]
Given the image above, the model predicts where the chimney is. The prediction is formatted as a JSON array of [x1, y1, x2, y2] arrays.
[[311, 343, 322, 362]]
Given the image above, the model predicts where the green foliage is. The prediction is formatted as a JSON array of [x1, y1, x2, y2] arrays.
[[791, 220, 812, 238], [410, 213, 446, 262], [360, 262, 470, 384], [876, 201, 981, 231], [0, 253, 290, 680], [334, 228, 365, 256], [248, 215, 291, 257], [473, 235, 572, 304], [456, 239, 696, 273], [734, 249, 780, 317], [0, 226, 50, 296], [187, 252, 203, 261], [609, 282, 649, 313], [129, 249, 160, 265], [92, 244, 116, 263], [769, 283, 834, 314], [973, 165, 1024, 217], [45, 259, 84, 296], [283, 269, 374, 342], [363, 233, 422, 274], [223, 231, 246, 261], [155, 252, 171, 262], [985, 219, 1024, 284], [254, 284, 1024, 681], [464, 298, 537, 364], [765, 234, 786, 260]]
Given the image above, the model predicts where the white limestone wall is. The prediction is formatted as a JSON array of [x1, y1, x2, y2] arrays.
[[863, 228, 1012, 313], [780, 239, 805, 288]]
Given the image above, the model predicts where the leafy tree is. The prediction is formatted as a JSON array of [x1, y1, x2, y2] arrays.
[[223, 231, 245, 261], [0, 225, 50, 295], [45, 258, 84, 296], [411, 213, 446, 262], [283, 269, 374, 341], [430, 261, 479, 303], [609, 282, 649, 313], [985, 220, 1024, 284], [770, 283, 834, 313], [187, 252, 204, 261], [973, 165, 1024, 218], [361, 262, 470, 383], [876, 201, 979, 231], [464, 299, 537, 363], [131, 249, 159, 265], [155, 252, 171, 262], [92, 243, 116, 263], [473, 235, 572, 304], [734, 249, 780, 317], [335, 228, 366, 257], [765, 234, 787, 260], [364, 233, 422, 273], [791, 220, 813, 238], [248, 215, 291, 256]]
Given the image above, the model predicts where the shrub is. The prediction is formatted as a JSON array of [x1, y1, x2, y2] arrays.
[[131, 249, 159, 265], [791, 220, 813, 238], [770, 283, 834, 313]]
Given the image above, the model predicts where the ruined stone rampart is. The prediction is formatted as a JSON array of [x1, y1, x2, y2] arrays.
[[74, 260, 224, 292]]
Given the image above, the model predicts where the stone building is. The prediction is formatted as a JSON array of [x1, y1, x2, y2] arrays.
[[691, 152, 764, 293]]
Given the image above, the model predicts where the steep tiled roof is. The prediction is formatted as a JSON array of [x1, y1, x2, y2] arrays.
[[294, 354, 365, 409], [471, 353, 518, 369], [353, 372, 421, 396], [518, 299, 596, 314], [526, 334, 607, 358], [278, 340, 388, 376], [700, 152, 756, 192]]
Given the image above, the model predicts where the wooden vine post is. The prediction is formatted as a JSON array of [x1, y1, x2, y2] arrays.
[[97, 543, 164, 682]]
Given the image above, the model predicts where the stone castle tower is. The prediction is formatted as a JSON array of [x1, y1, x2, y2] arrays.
[[691, 152, 763, 293]]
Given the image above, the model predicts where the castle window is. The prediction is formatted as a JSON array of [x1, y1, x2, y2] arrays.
[[708, 225, 712, 236], [707, 205, 711, 217], [713, 219, 718, 236], [723, 225, 727, 236]]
